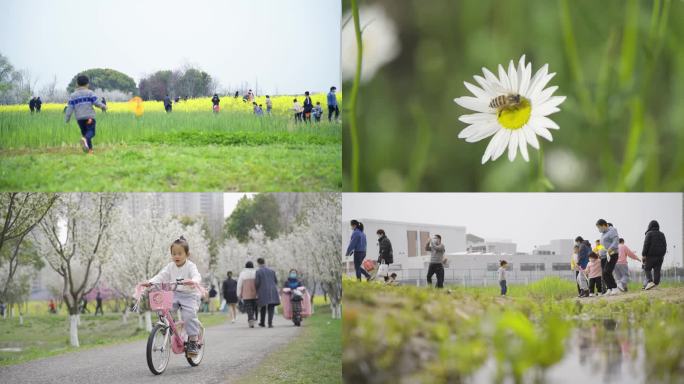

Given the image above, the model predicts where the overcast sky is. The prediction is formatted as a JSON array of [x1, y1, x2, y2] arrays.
[[224, 193, 254, 218], [0, 0, 340, 95], [342, 193, 684, 267]]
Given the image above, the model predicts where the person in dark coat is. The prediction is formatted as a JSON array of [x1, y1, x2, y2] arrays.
[[29, 97, 36, 113], [302, 91, 313, 122], [101, 97, 107, 113], [642, 220, 667, 289], [35, 97, 42, 112], [376, 229, 393, 265], [211, 94, 220, 113], [163, 95, 172, 112], [222, 271, 238, 323], [94, 291, 103, 315], [255, 257, 280, 328]]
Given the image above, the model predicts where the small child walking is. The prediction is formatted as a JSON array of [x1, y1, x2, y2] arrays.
[[498, 260, 508, 296], [586, 252, 603, 296], [65, 75, 107, 154], [143, 236, 202, 355]]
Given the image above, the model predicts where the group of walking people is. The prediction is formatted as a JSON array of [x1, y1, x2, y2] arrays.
[[291, 86, 339, 123], [345, 219, 445, 288], [220, 257, 302, 328], [573, 219, 668, 297], [28, 96, 43, 113]]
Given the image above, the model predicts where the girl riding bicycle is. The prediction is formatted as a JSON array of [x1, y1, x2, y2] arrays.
[[141, 236, 202, 355]]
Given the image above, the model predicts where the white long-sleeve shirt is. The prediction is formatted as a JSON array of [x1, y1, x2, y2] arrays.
[[149, 260, 202, 293]]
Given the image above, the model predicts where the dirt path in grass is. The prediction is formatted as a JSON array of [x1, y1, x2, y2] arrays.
[[0, 313, 301, 384], [575, 286, 684, 304]]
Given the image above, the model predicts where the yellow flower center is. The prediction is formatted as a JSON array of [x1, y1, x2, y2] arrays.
[[496, 97, 531, 130]]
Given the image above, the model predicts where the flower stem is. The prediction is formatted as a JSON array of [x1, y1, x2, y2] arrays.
[[349, 0, 363, 192], [536, 144, 554, 192]]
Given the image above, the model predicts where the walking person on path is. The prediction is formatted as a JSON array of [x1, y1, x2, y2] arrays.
[[615, 238, 641, 292], [327, 86, 339, 121], [346, 220, 370, 281], [597, 219, 620, 295], [255, 258, 280, 328], [237, 261, 258, 328], [222, 271, 238, 323], [642, 220, 667, 290]]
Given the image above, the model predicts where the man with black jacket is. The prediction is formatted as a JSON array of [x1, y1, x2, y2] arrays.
[[376, 229, 393, 265], [642, 220, 667, 290]]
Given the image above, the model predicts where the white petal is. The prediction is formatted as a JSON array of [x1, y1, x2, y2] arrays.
[[529, 72, 557, 101], [492, 129, 512, 161], [534, 96, 566, 116], [534, 85, 558, 106], [466, 123, 500, 142], [522, 125, 540, 149], [532, 115, 560, 130], [508, 130, 519, 161], [459, 112, 495, 125], [524, 63, 548, 98], [482, 67, 505, 94], [481, 128, 505, 164], [498, 64, 511, 91], [473, 75, 498, 97], [458, 122, 491, 139], [531, 121, 554, 142], [517, 56, 528, 94], [464, 81, 489, 100], [508, 60, 518, 93], [519, 63, 532, 95], [454, 96, 491, 113], [518, 131, 529, 161]]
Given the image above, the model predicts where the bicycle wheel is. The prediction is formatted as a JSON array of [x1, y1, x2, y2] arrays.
[[146, 324, 170, 375], [186, 326, 205, 366]]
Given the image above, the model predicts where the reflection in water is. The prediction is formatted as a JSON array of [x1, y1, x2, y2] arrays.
[[471, 317, 648, 384]]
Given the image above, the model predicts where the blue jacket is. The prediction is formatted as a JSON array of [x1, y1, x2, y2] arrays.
[[327, 92, 337, 107], [577, 242, 591, 269], [346, 228, 367, 255], [285, 277, 302, 290]]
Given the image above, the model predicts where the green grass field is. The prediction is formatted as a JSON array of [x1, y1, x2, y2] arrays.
[[343, 277, 684, 383], [236, 301, 342, 384], [0, 108, 341, 191]]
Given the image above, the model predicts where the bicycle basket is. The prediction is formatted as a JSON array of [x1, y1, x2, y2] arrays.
[[149, 290, 174, 311]]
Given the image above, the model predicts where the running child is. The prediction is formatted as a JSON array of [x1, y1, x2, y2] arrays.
[[65, 75, 107, 154], [586, 252, 603, 296], [142, 236, 202, 355]]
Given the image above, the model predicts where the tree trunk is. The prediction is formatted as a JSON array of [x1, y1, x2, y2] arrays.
[[69, 315, 80, 347], [144, 311, 152, 332]]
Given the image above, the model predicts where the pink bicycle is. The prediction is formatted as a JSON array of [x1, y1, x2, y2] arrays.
[[132, 280, 206, 375]]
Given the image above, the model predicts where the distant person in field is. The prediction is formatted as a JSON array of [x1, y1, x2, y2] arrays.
[[35, 97, 42, 113], [642, 220, 667, 290], [327, 86, 339, 121], [313, 102, 323, 122], [95, 291, 104, 316], [425, 234, 446, 288], [163, 94, 172, 113], [101, 97, 107, 113], [376, 229, 393, 266], [346, 219, 370, 282], [234, 91, 239, 99], [265, 95, 272, 115], [615, 238, 641, 292], [175, 96, 180, 103], [302, 91, 313, 122], [28, 97, 36, 114], [597, 219, 620, 295], [574, 236, 591, 297], [65, 74, 107, 155], [256, 104, 264, 116], [212, 94, 220, 113], [247, 89, 254, 102], [292, 98, 303, 122], [498, 260, 508, 296], [586, 252, 603, 296]]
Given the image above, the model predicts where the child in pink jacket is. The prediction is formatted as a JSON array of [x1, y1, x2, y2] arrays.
[[615, 238, 641, 292], [586, 252, 603, 296]]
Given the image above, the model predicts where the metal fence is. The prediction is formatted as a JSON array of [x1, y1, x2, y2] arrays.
[[345, 265, 684, 287]]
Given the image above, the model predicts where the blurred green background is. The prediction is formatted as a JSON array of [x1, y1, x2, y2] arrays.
[[342, 0, 684, 191]]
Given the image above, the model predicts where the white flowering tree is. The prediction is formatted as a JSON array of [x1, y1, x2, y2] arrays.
[[104, 197, 211, 330], [0, 193, 57, 319], [33, 193, 120, 347]]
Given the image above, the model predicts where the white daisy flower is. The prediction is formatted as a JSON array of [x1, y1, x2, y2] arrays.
[[454, 55, 566, 164], [342, 5, 401, 83]]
